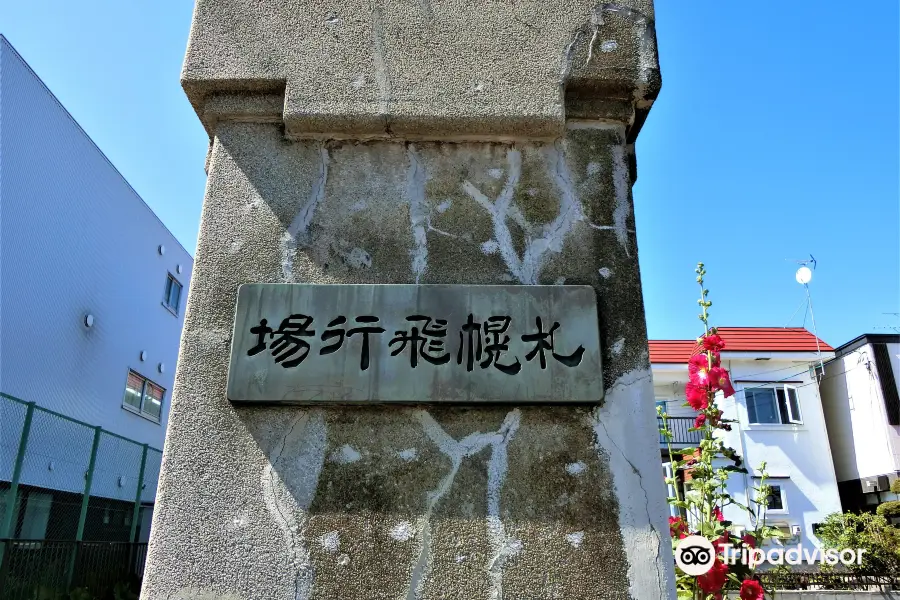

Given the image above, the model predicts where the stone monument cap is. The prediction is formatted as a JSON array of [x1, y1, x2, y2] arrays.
[[182, 0, 660, 140]]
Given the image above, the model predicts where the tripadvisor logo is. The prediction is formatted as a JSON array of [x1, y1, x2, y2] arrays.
[[674, 536, 716, 575], [674, 536, 867, 573]]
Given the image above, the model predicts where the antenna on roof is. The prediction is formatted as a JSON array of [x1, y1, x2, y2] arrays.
[[789, 255, 824, 381]]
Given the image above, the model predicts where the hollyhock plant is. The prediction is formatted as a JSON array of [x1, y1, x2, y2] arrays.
[[657, 263, 784, 600], [739, 579, 765, 600]]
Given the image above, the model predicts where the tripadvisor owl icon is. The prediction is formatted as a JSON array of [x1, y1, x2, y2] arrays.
[[675, 535, 716, 576]]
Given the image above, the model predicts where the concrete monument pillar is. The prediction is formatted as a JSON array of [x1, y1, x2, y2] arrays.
[[143, 2, 674, 599]]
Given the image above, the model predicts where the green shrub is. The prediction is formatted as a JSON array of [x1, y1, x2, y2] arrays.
[[877, 500, 900, 519], [891, 478, 900, 494], [816, 512, 900, 574]]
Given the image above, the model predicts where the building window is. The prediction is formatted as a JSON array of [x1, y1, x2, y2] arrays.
[[745, 385, 802, 425], [767, 484, 786, 511], [755, 478, 788, 513], [123, 370, 165, 422], [655, 398, 668, 415], [163, 274, 182, 315]]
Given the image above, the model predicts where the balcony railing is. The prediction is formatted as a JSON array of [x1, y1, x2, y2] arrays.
[[658, 416, 702, 446]]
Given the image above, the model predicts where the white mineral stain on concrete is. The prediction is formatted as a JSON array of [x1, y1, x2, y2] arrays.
[[455, 554, 467, 563], [598, 267, 612, 279], [406, 145, 429, 283], [319, 531, 340, 553], [370, 5, 390, 115], [349, 199, 367, 213], [390, 521, 416, 542], [610, 144, 633, 257], [407, 410, 522, 600], [261, 412, 327, 600], [398, 448, 418, 461], [463, 144, 584, 285], [281, 144, 329, 281], [488, 168, 504, 180], [330, 444, 362, 464], [566, 531, 585, 548], [611, 338, 626, 356], [342, 247, 372, 269], [565, 461, 587, 476], [481, 240, 500, 255], [338, 554, 351, 566], [554, 277, 567, 285], [436, 199, 452, 213], [586, 162, 601, 176], [351, 74, 366, 90], [589, 368, 676, 600], [601, 40, 618, 52]]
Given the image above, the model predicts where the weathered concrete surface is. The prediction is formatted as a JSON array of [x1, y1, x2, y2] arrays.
[[145, 1, 672, 598], [182, 0, 660, 141]]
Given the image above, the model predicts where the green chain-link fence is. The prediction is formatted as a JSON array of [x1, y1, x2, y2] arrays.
[[0, 393, 163, 599]]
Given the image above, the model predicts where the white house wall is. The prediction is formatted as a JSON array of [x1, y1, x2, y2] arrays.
[[821, 342, 900, 482], [0, 38, 191, 502]]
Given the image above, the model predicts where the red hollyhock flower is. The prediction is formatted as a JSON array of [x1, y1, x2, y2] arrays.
[[703, 334, 726, 352], [712, 506, 724, 522], [740, 579, 764, 600], [685, 382, 709, 410], [741, 533, 757, 549], [669, 516, 688, 539], [709, 367, 736, 397], [688, 353, 718, 377], [694, 414, 707, 428], [697, 558, 728, 594]]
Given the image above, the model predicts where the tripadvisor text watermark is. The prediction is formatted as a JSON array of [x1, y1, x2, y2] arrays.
[[674, 535, 866, 575]]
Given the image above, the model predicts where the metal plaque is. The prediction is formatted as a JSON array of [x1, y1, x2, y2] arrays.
[[226, 284, 603, 404]]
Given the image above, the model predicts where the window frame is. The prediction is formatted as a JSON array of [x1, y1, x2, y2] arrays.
[[754, 477, 789, 514], [122, 369, 165, 424], [162, 273, 183, 316], [744, 384, 803, 425]]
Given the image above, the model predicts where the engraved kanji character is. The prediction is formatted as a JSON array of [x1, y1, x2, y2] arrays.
[[521, 316, 585, 369], [347, 316, 386, 371], [389, 315, 450, 368], [480, 316, 521, 375], [456, 314, 483, 372], [270, 314, 316, 368]]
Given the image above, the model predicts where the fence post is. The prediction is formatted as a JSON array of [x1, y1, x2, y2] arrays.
[[66, 425, 102, 590], [130, 444, 148, 543], [0, 401, 35, 571]]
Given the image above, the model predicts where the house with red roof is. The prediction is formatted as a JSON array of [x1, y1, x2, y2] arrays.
[[650, 327, 842, 557]]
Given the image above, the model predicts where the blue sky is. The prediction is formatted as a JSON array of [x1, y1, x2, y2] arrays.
[[3, 2, 898, 347]]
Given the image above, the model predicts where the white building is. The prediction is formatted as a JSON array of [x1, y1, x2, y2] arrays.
[[0, 35, 192, 544], [651, 327, 842, 556], [819, 333, 900, 512]]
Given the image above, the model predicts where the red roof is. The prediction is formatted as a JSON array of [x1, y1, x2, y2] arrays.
[[649, 328, 833, 364]]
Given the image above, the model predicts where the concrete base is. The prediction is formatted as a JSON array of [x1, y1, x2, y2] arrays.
[[142, 122, 674, 599]]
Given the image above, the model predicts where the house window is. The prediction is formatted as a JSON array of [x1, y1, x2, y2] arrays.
[[767, 484, 786, 511], [655, 398, 668, 415], [745, 385, 802, 425], [755, 478, 788, 513], [163, 274, 182, 315], [123, 370, 165, 422]]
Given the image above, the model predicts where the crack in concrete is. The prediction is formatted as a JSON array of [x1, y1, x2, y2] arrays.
[[281, 143, 329, 281], [589, 370, 671, 600], [261, 412, 327, 600]]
